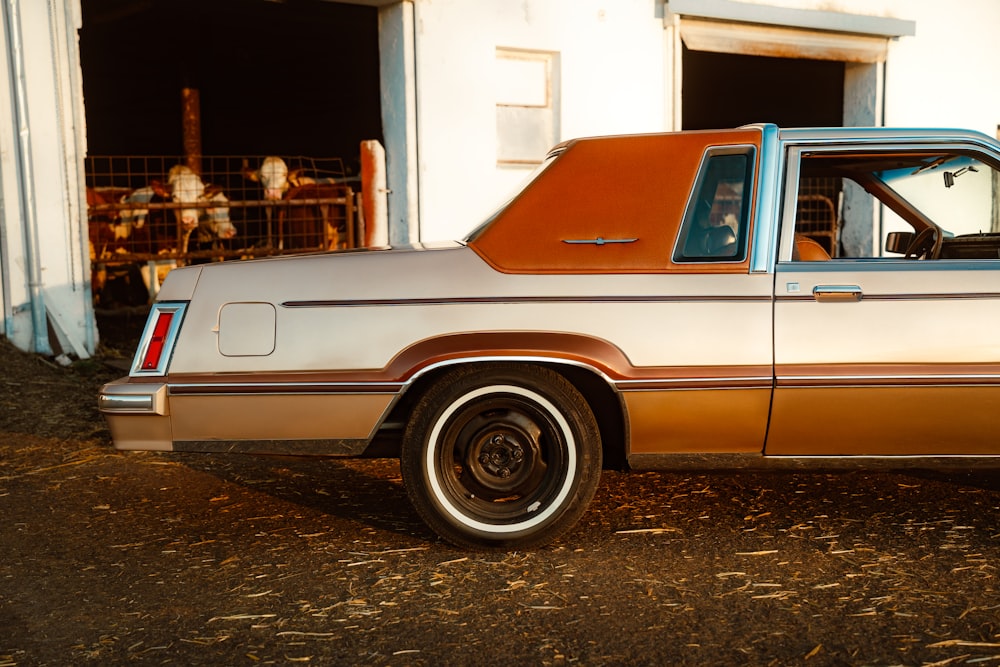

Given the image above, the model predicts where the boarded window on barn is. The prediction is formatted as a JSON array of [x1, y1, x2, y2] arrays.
[[496, 48, 560, 166]]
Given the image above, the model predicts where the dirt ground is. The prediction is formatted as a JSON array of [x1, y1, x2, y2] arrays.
[[2, 317, 1000, 665]]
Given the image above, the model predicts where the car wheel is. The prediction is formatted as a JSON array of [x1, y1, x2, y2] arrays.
[[401, 363, 602, 550]]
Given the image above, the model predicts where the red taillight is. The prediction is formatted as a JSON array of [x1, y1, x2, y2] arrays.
[[140, 311, 174, 370]]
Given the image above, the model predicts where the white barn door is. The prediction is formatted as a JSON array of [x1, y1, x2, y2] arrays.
[[0, 0, 94, 358]]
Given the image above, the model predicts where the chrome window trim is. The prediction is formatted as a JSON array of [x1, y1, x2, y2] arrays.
[[672, 143, 757, 265], [776, 259, 1000, 271], [750, 123, 781, 273], [775, 132, 1000, 264], [168, 381, 405, 395], [282, 294, 773, 308], [777, 291, 1000, 302], [778, 127, 1000, 153], [780, 374, 1000, 383], [777, 144, 804, 264]]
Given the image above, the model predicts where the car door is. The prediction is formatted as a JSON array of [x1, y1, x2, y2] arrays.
[[767, 141, 1000, 456]]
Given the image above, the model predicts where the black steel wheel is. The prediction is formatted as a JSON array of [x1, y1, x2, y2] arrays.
[[401, 363, 602, 550]]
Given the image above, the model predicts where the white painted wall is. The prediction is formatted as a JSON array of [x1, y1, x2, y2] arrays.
[[0, 0, 93, 358], [882, 0, 1000, 134], [410, 0, 668, 241], [396, 0, 1000, 243], [4, 0, 999, 358], [737, 0, 1000, 134]]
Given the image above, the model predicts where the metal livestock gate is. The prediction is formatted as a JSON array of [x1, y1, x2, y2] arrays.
[[86, 155, 363, 305]]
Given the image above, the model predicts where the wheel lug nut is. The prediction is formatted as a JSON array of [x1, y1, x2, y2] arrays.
[[498, 467, 511, 478]]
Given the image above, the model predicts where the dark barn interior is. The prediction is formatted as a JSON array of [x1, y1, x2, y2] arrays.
[[682, 46, 845, 130], [80, 0, 382, 162], [80, 0, 384, 294], [682, 47, 848, 259]]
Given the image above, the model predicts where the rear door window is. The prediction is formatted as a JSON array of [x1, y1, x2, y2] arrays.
[[673, 147, 755, 263]]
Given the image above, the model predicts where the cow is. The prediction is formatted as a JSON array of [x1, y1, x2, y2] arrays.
[[245, 156, 348, 250], [93, 168, 235, 302], [280, 181, 351, 250], [86, 186, 129, 259], [243, 156, 289, 247], [242, 155, 319, 197], [118, 166, 235, 255], [187, 190, 237, 256], [243, 156, 290, 201], [87, 186, 148, 306], [156, 165, 207, 232], [144, 167, 237, 293]]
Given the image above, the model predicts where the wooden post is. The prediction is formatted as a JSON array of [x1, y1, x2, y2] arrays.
[[360, 139, 388, 246], [181, 87, 202, 175]]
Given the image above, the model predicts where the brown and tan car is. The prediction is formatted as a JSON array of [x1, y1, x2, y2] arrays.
[[100, 124, 1000, 549]]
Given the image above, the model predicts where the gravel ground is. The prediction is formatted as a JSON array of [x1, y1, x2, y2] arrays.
[[2, 326, 1000, 666]]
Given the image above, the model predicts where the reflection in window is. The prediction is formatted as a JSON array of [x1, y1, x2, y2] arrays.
[[879, 155, 992, 236]]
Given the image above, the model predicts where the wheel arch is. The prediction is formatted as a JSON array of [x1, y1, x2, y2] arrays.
[[381, 355, 628, 470]]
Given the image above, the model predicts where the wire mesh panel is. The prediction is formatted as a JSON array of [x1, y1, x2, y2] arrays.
[[795, 177, 842, 256], [86, 155, 359, 307], [85, 155, 358, 262]]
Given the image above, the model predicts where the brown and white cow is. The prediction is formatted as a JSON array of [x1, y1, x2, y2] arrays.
[[245, 156, 347, 250], [119, 166, 236, 255], [89, 168, 236, 303]]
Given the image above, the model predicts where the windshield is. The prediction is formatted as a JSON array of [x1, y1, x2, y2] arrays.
[[876, 153, 996, 236]]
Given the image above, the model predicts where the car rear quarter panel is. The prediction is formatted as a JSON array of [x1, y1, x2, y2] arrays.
[[167, 246, 771, 375], [162, 245, 773, 453]]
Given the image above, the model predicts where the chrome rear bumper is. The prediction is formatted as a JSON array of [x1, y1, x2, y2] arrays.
[[98, 380, 169, 415], [98, 380, 173, 451]]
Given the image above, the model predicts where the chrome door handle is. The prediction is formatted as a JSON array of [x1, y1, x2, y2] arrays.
[[812, 285, 863, 302]]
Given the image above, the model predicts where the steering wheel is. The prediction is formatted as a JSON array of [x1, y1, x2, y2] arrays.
[[903, 226, 942, 260]]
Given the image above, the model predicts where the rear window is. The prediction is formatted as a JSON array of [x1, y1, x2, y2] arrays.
[[673, 147, 755, 263]]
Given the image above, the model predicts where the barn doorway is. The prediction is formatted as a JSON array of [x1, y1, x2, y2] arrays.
[[80, 0, 381, 161], [681, 46, 845, 130], [680, 45, 873, 258], [79, 0, 382, 307]]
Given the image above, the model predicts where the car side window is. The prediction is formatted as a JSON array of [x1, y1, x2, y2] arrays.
[[788, 149, 1000, 261], [673, 147, 754, 263]]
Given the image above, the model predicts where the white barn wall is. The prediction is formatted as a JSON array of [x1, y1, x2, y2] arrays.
[[411, 0, 667, 242], [734, 0, 1000, 134], [0, 0, 92, 358], [5, 0, 1000, 358], [401, 0, 1000, 243], [882, 0, 1000, 134]]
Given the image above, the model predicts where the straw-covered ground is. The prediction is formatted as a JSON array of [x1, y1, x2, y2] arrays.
[[1, 319, 999, 665]]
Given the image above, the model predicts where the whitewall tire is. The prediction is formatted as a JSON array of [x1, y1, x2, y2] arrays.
[[401, 363, 602, 550]]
